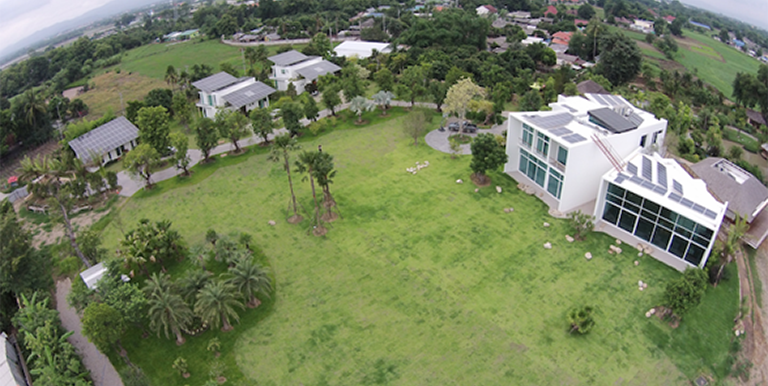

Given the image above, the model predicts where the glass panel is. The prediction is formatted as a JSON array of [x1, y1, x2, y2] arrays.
[[641, 209, 658, 222], [658, 218, 674, 231], [669, 235, 689, 258], [684, 244, 705, 266], [677, 216, 696, 232], [618, 211, 637, 233], [603, 203, 620, 225], [693, 235, 710, 248], [534, 166, 546, 187], [635, 218, 654, 242], [694, 224, 713, 240], [624, 202, 640, 214], [660, 208, 678, 222], [625, 190, 643, 206], [557, 147, 568, 165], [607, 193, 623, 205], [642, 200, 660, 214], [608, 183, 626, 197], [674, 225, 692, 239], [519, 153, 528, 174], [547, 176, 560, 198], [527, 160, 537, 180], [651, 227, 672, 249]]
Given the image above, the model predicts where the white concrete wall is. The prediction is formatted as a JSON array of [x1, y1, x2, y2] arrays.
[[504, 115, 522, 174], [272, 58, 324, 93]]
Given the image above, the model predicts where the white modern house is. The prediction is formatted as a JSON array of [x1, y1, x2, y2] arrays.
[[504, 94, 727, 271], [192, 72, 276, 119], [68, 116, 139, 165], [333, 41, 392, 59], [268, 50, 341, 94]]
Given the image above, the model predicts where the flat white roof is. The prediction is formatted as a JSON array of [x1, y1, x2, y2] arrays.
[[604, 151, 727, 229], [333, 41, 391, 59]]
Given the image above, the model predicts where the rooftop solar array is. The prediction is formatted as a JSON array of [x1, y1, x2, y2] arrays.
[[562, 105, 577, 113], [562, 133, 587, 144], [667, 191, 718, 219], [588, 108, 639, 134], [657, 163, 668, 187], [627, 163, 638, 175], [295, 60, 342, 81], [641, 156, 653, 181], [627, 112, 644, 126], [68, 116, 139, 163], [220, 81, 276, 109], [267, 50, 310, 66], [549, 127, 572, 136], [191, 72, 239, 93], [673, 180, 683, 194], [525, 113, 574, 129], [588, 93, 630, 107]]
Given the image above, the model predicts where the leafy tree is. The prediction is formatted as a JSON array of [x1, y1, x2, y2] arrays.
[[304, 33, 332, 58], [469, 133, 507, 184], [169, 132, 191, 176], [195, 118, 219, 162], [349, 96, 374, 123], [303, 96, 319, 122], [145, 273, 193, 345], [195, 280, 243, 332], [448, 134, 462, 158], [567, 305, 595, 334], [244, 45, 269, 73], [82, 303, 126, 354], [394, 84, 412, 106], [663, 268, 708, 315], [69, 98, 89, 118], [286, 83, 298, 99], [219, 62, 239, 78], [280, 101, 304, 136], [577, 4, 595, 19], [519, 90, 543, 112], [172, 93, 192, 129], [567, 210, 595, 240], [341, 70, 365, 102], [321, 83, 342, 116], [374, 68, 395, 91], [126, 100, 146, 124], [229, 256, 272, 307], [249, 107, 275, 144], [400, 66, 428, 106], [137, 106, 171, 155], [311, 151, 338, 219], [215, 14, 238, 37], [0, 206, 51, 295], [144, 88, 173, 114], [165, 65, 178, 88], [268, 134, 303, 222], [403, 108, 431, 146], [123, 144, 161, 189], [216, 109, 250, 153], [525, 43, 557, 67], [429, 80, 448, 112], [719, 29, 730, 44], [669, 17, 685, 36], [445, 78, 484, 134]]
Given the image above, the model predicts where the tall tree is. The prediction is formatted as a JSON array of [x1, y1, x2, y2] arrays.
[[374, 68, 395, 92], [137, 106, 171, 155], [597, 32, 642, 86], [311, 151, 338, 220], [321, 83, 342, 116], [0, 202, 50, 295], [195, 280, 243, 332], [165, 65, 178, 89], [429, 80, 448, 112], [172, 93, 192, 130], [296, 151, 323, 232], [444, 78, 484, 134], [372, 90, 395, 115], [169, 132, 191, 176], [145, 274, 193, 345], [470, 133, 507, 184], [268, 134, 303, 223], [280, 101, 304, 136], [249, 107, 275, 144], [81, 303, 127, 355], [216, 109, 251, 153], [229, 256, 272, 308], [303, 96, 319, 122], [123, 144, 161, 189], [195, 118, 219, 162], [403, 108, 431, 145], [400, 66, 428, 106], [349, 96, 374, 124]]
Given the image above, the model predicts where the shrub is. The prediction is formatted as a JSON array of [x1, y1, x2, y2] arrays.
[[567, 305, 595, 334], [567, 210, 594, 240], [663, 268, 708, 315]]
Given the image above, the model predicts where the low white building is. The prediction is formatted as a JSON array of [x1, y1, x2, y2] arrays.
[[631, 19, 654, 34], [333, 41, 391, 59], [268, 50, 341, 94], [504, 94, 726, 271], [192, 72, 276, 119], [521, 36, 544, 46], [68, 116, 139, 165], [0, 332, 29, 386], [475, 4, 497, 16]]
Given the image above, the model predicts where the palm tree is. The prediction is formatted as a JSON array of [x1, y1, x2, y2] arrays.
[[349, 96, 374, 124], [268, 134, 303, 223], [586, 16, 603, 61], [179, 270, 212, 303], [312, 151, 337, 220], [165, 65, 178, 89], [296, 151, 324, 233], [18, 89, 47, 128], [229, 256, 272, 308], [144, 274, 193, 345], [195, 280, 243, 332], [372, 90, 394, 115]]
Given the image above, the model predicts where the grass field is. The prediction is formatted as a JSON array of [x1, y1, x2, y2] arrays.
[[96, 109, 740, 385], [76, 71, 168, 119]]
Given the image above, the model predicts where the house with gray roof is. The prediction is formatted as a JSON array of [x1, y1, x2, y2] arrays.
[[192, 72, 276, 119], [68, 116, 139, 165], [268, 50, 341, 94], [689, 157, 768, 248]]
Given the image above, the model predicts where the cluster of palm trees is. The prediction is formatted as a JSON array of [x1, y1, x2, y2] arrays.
[[269, 133, 339, 234], [144, 251, 271, 345]]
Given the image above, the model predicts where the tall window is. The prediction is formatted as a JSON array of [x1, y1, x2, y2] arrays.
[[536, 132, 550, 157], [547, 169, 563, 199], [601, 183, 713, 267], [207, 95, 213, 106], [639, 135, 647, 148], [522, 124, 534, 148], [556, 146, 568, 166], [520, 149, 547, 188]]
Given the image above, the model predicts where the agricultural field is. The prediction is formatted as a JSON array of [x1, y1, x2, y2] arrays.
[[75, 71, 167, 119], [98, 109, 739, 385]]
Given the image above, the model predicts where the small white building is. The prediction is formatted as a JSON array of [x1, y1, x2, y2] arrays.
[[0, 332, 29, 386], [475, 4, 497, 16], [268, 50, 341, 94], [68, 116, 139, 165], [333, 41, 392, 59], [521, 36, 544, 46], [80, 262, 108, 290], [504, 94, 726, 271], [631, 19, 655, 34], [192, 72, 276, 119]]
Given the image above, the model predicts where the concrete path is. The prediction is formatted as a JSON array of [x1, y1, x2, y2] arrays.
[[55, 278, 124, 386], [424, 117, 508, 155]]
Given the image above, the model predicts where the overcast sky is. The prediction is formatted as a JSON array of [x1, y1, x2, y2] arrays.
[[0, 0, 767, 58]]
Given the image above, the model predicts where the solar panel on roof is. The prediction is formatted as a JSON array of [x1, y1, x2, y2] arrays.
[[669, 192, 683, 202], [562, 133, 586, 144], [627, 112, 644, 126], [704, 209, 717, 219], [549, 127, 572, 136], [527, 113, 573, 129], [591, 94, 608, 105], [680, 198, 694, 208], [657, 163, 667, 187], [588, 108, 638, 133], [641, 180, 655, 189], [563, 105, 577, 113], [614, 175, 627, 184], [629, 175, 643, 184], [642, 156, 652, 181], [673, 180, 683, 194], [627, 163, 637, 175], [692, 203, 706, 214], [652, 186, 667, 194]]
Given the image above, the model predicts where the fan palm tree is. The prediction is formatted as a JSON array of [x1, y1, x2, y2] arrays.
[[295, 151, 323, 232], [146, 287, 194, 345], [268, 134, 303, 223], [349, 96, 374, 124], [195, 280, 243, 332], [229, 256, 272, 308], [372, 90, 395, 115], [179, 270, 212, 303], [165, 65, 178, 89]]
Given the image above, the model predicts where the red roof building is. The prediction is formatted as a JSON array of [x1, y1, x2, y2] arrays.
[[546, 5, 558, 16], [648, 8, 658, 17], [663, 15, 676, 23], [574, 19, 589, 26], [551, 31, 573, 46], [482, 4, 497, 13]]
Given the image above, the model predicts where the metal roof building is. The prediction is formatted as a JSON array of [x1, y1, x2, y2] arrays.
[[68, 116, 139, 165], [333, 41, 391, 59]]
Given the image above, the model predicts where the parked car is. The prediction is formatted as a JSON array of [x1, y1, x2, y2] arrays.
[[463, 122, 478, 133], [448, 122, 460, 132]]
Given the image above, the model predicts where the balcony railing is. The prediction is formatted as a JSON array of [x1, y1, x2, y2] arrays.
[[548, 155, 566, 172]]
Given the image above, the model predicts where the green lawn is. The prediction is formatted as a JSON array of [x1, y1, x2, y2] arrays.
[[117, 39, 306, 80], [98, 109, 740, 385]]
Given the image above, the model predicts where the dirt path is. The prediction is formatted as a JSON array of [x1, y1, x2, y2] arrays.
[[748, 244, 768, 384], [55, 278, 124, 386]]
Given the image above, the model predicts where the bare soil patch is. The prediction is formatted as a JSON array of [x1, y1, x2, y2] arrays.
[[287, 214, 304, 224], [321, 212, 339, 222], [312, 226, 328, 236], [470, 173, 492, 187]]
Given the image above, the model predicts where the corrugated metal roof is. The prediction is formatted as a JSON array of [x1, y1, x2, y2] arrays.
[[221, 81, 276, 109], [68, 117, 139, 163], [690, 157, 768, 223], [191, 72, 239, 92], [295, 60, 341, 81], [267, 50, 309, 66]]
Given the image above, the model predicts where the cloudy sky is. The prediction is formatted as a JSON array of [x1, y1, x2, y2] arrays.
[[0, 0, 767, 58]]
